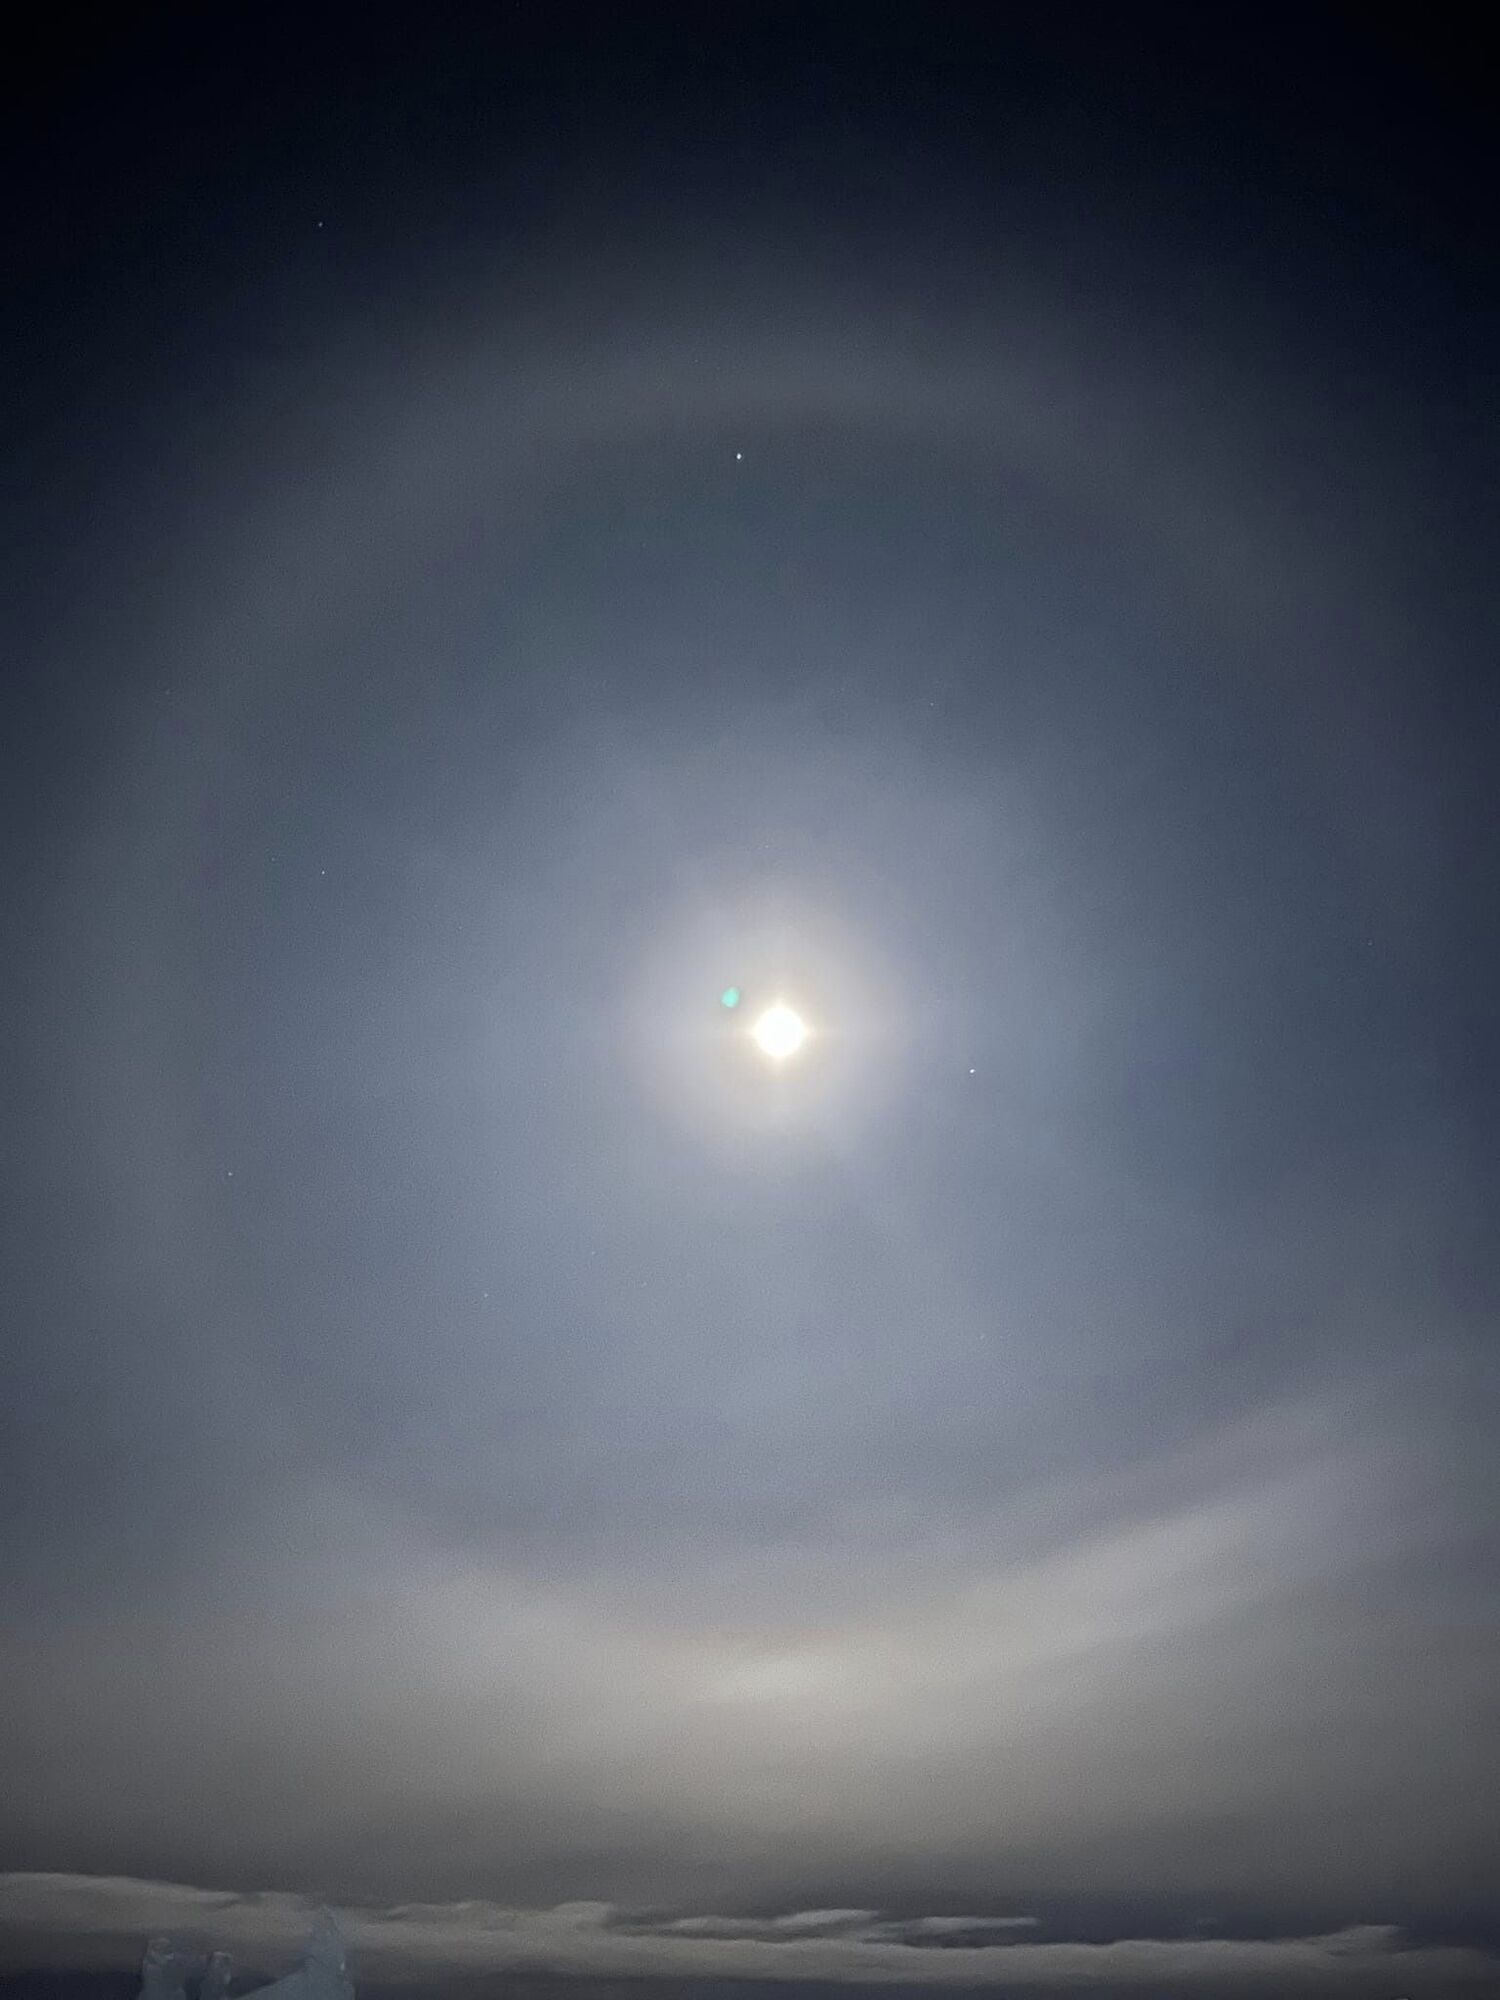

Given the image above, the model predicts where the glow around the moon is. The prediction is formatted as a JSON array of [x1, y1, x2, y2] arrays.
[[752, 1002, 808, 1061]]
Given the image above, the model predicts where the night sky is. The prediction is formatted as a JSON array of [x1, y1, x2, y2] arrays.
[[2, 8, 1496, 1999]]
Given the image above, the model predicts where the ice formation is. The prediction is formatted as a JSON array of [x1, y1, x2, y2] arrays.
[[138, 1912, 353, 2000]]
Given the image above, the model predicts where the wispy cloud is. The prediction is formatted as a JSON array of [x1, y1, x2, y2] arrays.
[[630, 1910, 1037, 1942], [2, 1874, 1494, 1995], [608, 1909, 1038, 1944]]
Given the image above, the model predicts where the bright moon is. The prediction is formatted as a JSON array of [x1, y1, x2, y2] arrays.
[[752, 1003, 808, 1061]]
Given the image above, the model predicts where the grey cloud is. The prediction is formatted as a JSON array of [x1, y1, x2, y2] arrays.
[[646, 1914, 883, 1939], [637, 1915, 1037, 1943], [871, 1919, 1042, 1941], [2, 1876, 1494, 1996]]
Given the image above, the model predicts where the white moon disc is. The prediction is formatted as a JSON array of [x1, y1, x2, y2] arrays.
[[752, 1003, 808, 1061]]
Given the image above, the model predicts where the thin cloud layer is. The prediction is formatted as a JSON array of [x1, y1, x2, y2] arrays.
[[636, 1913, 1037, 1942], [1, 1875, 1494, 1996], [3, 10, 1494, 1982]]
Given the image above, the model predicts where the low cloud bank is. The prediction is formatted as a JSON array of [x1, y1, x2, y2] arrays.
[[2, 1874, 1496, 1996]]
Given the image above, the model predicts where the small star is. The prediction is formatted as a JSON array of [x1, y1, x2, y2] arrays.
[[735, 451, 742, 461], [968, 1068, 976, 1075], [225, 1168, 234, 1178], [316, 220, 325, 230]]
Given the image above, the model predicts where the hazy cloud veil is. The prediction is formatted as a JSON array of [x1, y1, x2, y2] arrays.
[[1, 12, 1495, 2000]]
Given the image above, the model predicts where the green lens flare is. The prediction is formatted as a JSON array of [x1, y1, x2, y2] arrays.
[[720, 986, 741, 1009]]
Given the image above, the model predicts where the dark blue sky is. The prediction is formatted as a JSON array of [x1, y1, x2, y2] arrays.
[[2, 9, 1495, 1998]]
